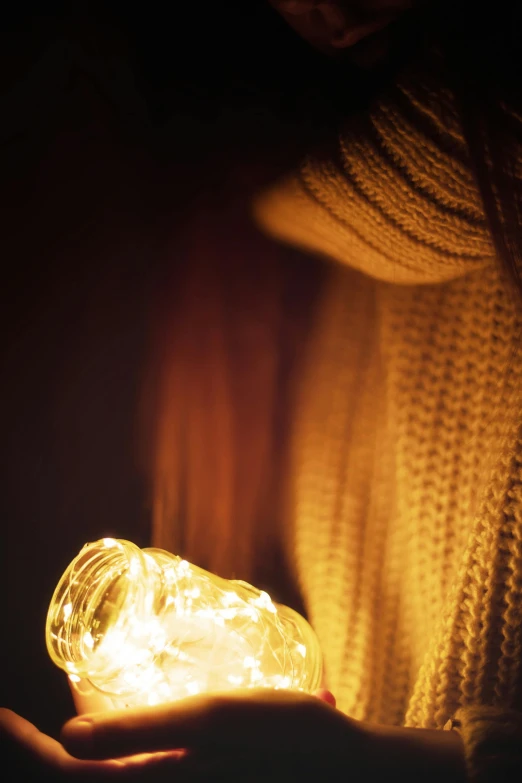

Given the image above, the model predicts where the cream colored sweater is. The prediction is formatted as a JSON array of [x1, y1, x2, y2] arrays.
[[254, 52, 522, 778]]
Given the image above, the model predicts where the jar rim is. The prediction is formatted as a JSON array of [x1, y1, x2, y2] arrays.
[[45, 538, 147, 680]]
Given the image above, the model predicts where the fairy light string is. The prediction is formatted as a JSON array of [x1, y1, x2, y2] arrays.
[[46, 538, 322, 709]]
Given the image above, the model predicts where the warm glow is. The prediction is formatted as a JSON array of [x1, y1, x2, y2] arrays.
[[46, 539, 322, 710]]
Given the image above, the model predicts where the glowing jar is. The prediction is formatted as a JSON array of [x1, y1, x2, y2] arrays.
[[46, 538, 322, 712]]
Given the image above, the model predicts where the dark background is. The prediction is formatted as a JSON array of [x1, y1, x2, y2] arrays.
[[0, 1, 365, 736]]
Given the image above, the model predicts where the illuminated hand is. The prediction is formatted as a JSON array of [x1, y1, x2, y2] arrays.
[[0, 708, 180, 783], [61, 689, 467, 783]]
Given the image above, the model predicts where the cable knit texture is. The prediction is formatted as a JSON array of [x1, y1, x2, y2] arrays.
[[254, 50, 522, 775]]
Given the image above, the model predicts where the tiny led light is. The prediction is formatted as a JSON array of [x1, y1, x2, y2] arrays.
[[46, 539, 322, 710]]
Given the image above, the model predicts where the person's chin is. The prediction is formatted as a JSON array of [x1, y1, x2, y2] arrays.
[[342, 27, 395, 69], [334, 12, 424, 73], [296, 21, 398, 67]]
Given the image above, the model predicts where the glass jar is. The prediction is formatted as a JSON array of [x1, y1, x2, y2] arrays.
[[46, 538, 322, 711]]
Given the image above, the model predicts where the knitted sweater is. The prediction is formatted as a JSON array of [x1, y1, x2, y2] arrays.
[[254, 53, 522, 778]]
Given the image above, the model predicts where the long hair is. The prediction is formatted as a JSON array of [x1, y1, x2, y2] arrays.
[[140, 2, 334, 588], [145, 1, 522, 587], [143, 205, 322, 590]]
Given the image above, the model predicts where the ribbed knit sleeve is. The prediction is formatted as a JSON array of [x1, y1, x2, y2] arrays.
[[447, 707, 522, 783], [254, 55, 495, 284]]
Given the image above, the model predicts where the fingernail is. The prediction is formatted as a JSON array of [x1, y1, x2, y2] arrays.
[[315, 688, 337, 707]]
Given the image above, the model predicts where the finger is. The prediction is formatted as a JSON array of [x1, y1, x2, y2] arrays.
[[62, 689, 354, 761], [0, 708, 128, 777]]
